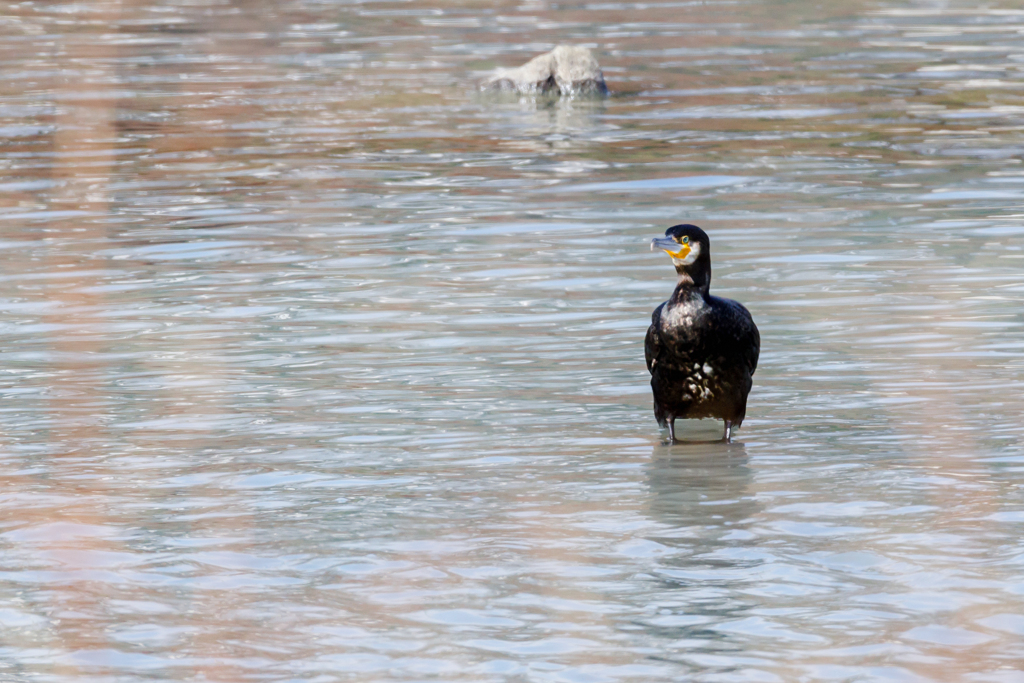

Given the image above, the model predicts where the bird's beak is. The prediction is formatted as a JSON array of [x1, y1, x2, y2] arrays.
[[651, 236, 690, 259]]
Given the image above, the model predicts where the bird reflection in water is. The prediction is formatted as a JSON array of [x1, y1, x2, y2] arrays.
[[640, 442, 763, 663], [646, 441, 757, 543]]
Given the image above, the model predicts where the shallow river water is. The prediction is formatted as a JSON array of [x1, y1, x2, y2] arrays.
[[2, 0, 1024, 680]]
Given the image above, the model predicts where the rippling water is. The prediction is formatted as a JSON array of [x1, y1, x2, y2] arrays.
[[2, 0, 1024, 680]]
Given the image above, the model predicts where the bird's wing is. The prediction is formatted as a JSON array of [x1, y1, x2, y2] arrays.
[[732, 301, 760, 376], [645, 305, 664, 374], [747, 320, 760, 376]]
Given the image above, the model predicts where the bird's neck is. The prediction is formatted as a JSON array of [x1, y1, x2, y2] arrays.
[[674, 266, 710, 296]]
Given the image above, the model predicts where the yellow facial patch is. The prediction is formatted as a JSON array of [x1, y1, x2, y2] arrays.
[[663, 244, 691, 259]]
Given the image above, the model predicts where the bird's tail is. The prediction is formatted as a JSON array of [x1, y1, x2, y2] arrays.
[[654, 399, 667, 428]]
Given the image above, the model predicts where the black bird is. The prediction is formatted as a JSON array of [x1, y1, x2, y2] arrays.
[[645, 224, 759, 442]]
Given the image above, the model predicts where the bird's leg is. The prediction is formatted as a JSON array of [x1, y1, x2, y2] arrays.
[[723, 420, 733, 443], [668, 417, 677, 442]]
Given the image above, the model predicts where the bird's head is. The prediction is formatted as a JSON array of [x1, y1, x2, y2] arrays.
[[650, 223, 712, 289]]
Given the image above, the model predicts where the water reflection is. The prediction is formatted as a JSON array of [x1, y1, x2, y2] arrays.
[[474, 94, 612, 166], [640, 443, 766, 672], [647, 442, 755, 534]]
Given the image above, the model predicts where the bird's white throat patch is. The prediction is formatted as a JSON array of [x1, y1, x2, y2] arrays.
[[671, 241, 700, 267]]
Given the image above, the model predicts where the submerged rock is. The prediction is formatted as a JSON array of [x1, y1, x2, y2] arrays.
[[481, 46, 608, 97]]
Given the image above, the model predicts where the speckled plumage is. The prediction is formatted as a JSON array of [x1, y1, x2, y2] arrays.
[[646, 224, 759, 442]]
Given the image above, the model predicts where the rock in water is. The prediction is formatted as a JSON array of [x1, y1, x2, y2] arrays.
[[481, 46, 608, 96]]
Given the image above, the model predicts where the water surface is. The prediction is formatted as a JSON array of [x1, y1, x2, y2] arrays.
[[1, 0, 1024, 680]]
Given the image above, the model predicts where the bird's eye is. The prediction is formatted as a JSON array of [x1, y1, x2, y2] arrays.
[[682, 236, 689, 244]]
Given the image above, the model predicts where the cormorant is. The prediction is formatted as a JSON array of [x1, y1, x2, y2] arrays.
[[646, 224, 759, 443]]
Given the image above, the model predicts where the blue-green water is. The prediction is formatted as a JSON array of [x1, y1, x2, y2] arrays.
[[1, 0, 1023, 680]]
